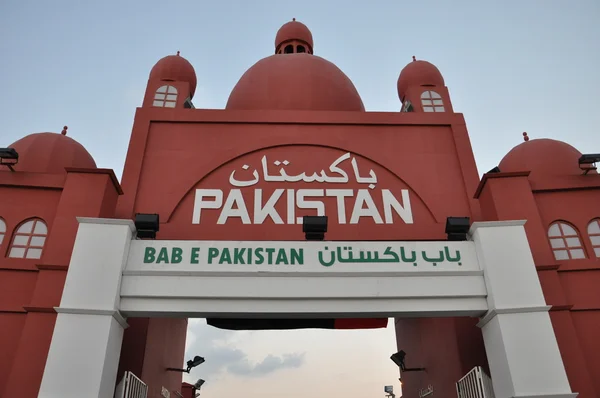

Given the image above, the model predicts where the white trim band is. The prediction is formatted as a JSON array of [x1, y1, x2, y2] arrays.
[[477, 305, 551, 328], [54, 307, 129, 329], [76, 217, 136, 232]]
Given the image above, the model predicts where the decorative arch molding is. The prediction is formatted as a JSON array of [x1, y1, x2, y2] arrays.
[[165, 143, 440, 223]]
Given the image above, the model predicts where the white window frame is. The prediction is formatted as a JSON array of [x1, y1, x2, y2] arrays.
[[0, 218, 6, 246], [421, 90, 445, 112], [153, 85, 178, 108], [548, 221, 586, 261], [587, 219, 600, 258], [8, 218, 48, 259]]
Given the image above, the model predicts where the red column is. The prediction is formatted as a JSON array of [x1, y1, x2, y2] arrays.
[[476, 172, 596, 397], [2, 169, 122, 398]]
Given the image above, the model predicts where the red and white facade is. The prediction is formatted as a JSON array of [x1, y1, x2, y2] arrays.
[[0, 19, 598, 398]]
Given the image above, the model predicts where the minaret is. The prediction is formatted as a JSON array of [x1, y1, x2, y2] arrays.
[[143, 51, 197, 109], [397, 56, 454, 113]]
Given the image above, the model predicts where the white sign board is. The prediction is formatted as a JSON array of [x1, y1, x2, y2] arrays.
[[126, 240, 478, 273]]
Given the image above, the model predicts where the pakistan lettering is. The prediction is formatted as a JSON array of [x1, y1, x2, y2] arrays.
[[317, 245, 462, 267], [229, 152, 377, 188], [192, 152, 413, 225]]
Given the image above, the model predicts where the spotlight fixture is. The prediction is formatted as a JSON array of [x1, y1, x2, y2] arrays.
[[134, 213, 159, 239], [390, 350, 407, 370], [166, 355, 205, 373], [579, 154, 600, 165], [390, 350, 425, 372], [579, 154, 600, 174], [302, 215, 328, 241], [445, 216, 470, 241], [0, 147, 18, 171], [186, 356, 206, 372], [384, 385, 395, 398], [194, 379, 205, 390]]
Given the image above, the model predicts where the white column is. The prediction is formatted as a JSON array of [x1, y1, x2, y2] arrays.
[[38, 218, 135, 398], [471, 221, 577, 398]]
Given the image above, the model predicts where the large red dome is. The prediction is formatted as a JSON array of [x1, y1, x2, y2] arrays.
[[397, 58, 445, 100], [6, 132, 96, 174], [499, 138, 591, 181], [149, 53, 197, 97], [226, 54, 364, 112]]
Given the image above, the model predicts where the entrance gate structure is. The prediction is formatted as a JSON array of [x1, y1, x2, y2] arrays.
[[37, 218, 576, 398]]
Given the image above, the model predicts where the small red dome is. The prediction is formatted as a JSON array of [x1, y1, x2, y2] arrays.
[[499, 138, 590, 181], [149, 53, 197, 97], [6, 132, 96, 174], [226, 54, 364, 112], [397, 58, 445, 100], [275, 19, 314, 53]]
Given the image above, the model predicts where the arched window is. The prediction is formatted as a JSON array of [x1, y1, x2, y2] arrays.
[[153, 85, 178, 108], [548, 221, 586, 260], [587, 219, 600, 258], [421, 91, 445, 112], [0, 218, 6, 245], [284, 45, 294, 54], [297, 45, 306, 53], [8, 218, 48, 259]]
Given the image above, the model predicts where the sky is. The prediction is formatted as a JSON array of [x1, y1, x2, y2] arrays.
[[1, 1, 599, 397]]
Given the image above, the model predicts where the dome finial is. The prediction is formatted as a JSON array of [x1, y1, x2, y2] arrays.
[[412, 55, 416, 61], [523, 132, 529, 142], [292, 17, 296, 21], [176, 50, 180, 56], [61, 126, 68, 136]]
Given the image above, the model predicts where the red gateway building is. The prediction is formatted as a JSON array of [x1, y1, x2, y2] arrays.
[[0, 19, 599, 398]]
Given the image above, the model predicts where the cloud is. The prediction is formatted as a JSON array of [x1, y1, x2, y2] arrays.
[[227, 353, 305, 377], [184, 321, 306, 382]]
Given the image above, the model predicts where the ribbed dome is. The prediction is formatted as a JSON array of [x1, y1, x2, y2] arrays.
[[397, 58, 445, 100], [6, 132, 96, 174], [275, 19, 314, 53], [499, 138, 592, 181], [226, 54, 364, 112], [149, 53, 197, 97]]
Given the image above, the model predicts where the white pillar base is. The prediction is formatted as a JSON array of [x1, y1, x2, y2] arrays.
[[478, 308, 577, 398], [38, 309, 128, 398], [37, 218, 135, 398], [470, 221, 577, 398]]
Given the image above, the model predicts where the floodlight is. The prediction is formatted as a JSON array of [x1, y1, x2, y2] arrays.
[[134, 213, 159, 239], [579, 154, 600, 174], [0, 148, 18, 160], [302, 215, 328, 241], [579, 154, 600, 165], [390, 350, 425, 372], [186, 356, 205, 372], [445, 217, 470, 241], [0, 147, 18, 171], [390, 350, 406, 370], [166, 355, 205, 373]]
